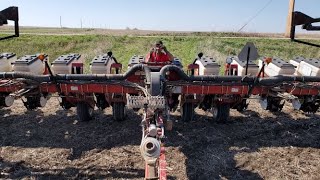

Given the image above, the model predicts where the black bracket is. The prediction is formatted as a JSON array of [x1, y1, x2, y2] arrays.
[[290, 11, 320, 48], [0, 6, 19, 41]]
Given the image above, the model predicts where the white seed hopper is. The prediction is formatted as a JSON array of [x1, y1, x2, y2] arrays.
[[12, 54, 47, 75], [0, 53, 17, 72], [128, 55, 145, 68], [229, 56, 259, 76], [90, 54, 116, 74], [195, 56, 220, 75], [297, 58, 320, 76], [289, 57, 305, 75], [51, 54, 83, 74], [258, 58, 295, 76]]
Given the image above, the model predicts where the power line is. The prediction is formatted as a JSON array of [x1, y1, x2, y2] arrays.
[[238, 0, 274, 32]]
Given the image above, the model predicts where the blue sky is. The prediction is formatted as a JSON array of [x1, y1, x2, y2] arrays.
[[1, 0, 319, 33]]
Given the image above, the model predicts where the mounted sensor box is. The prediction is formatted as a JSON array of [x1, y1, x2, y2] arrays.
[[12, 54, 47, 75], [172, 57, 183, 68], [0, 53, 16, 72], [51, 54, 83, 74], [90, 54, 116, 74]]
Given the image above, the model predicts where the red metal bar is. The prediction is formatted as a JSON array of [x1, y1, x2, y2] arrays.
[[187, 64, 199, 76], [159, 146, 167, 180], [0, 80, 22, 92], [183, 85, 252, 95], [111, 63, 122, 69], [181, 85, 319, 96], [39, 83, 138, 94], [188, 64, 199, 70], [145, 163, 149, 179], [225, 64, 238, 76], [287, 87, 319, 95], [1, 79, 319, 97], [0, 86, 20, 92], [71, 62, 84, 67]]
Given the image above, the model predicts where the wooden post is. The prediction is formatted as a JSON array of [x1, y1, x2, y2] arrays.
[[285, 0, 295, 38]]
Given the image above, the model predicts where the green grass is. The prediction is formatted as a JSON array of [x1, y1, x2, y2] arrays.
[[0, 34, 319, 73]]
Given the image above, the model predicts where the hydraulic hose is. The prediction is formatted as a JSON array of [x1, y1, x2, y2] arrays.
[[160, 65, 320, 85], [0, 64, 152, 83], [160, 65, 255, 83], [56, 64, 151, 82], [159, 65, 189, 81], [0, 72, 51, 82], [3, 65, 320, 85], [259, 75, 320, 85]]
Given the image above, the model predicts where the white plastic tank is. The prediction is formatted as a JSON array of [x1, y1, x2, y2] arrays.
[[0, 53, 17, 72], [195, 56, 220, 75], [51, 54, 82, 74], [297, 58, 320, 76], [12, 54, 47, 75], [90, 54, 116, 74], [258, 57, 295, 76], [230, 56, 259, 76]]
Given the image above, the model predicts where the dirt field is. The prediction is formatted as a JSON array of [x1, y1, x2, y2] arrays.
[[1, 96, 320, 180], [1, 26, 320, 38]]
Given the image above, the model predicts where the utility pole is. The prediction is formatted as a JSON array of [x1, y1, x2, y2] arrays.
[[60, 16, 62, 28], [285, 0, 295, 38]]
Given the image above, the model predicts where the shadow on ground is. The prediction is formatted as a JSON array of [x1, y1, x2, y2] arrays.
[[1, 102, 320, 179]]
